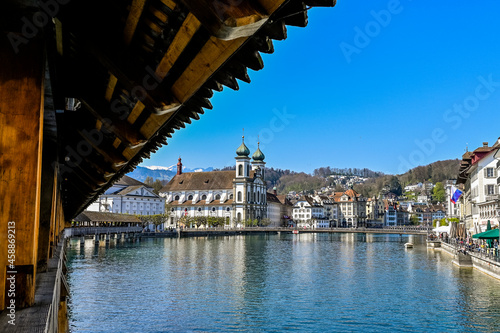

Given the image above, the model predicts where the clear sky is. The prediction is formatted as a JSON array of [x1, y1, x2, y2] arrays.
[[141, 0, 500, 175]]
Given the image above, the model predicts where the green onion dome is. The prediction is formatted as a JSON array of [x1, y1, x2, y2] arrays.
[[252, 146, 265, 161], [236, 137, 250, 156]]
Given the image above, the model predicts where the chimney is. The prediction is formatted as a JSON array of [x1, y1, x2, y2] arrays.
[[483, 142, 488, 147], [177, 157, 182, 175]]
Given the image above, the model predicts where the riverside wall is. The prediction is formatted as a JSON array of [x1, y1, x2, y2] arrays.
[[439, 242, 500, 280]]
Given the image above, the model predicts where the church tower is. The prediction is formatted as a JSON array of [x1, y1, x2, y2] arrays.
[[235, 135, 250, 178], [233, 135, 251, 224], [251, 141, 266, 180]]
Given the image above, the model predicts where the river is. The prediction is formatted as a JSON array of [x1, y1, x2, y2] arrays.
[[66, 233, 500, 332]]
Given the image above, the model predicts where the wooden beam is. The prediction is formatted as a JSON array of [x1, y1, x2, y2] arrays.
[[79, 97, 148, 149], [123, 0, 148, 45], [182, 0, 270, 40], [0, 36, 45, 310], [76, 129, 128, 169], [171, 36, 247, 103], [155, 13, 202, 80]]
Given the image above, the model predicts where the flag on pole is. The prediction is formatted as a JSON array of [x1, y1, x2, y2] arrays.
[[450, 186, 463, 204]]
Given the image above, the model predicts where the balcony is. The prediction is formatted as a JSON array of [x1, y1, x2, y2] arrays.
[[485, 194, 499, 202]]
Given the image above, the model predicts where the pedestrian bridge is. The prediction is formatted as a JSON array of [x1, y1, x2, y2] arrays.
[[64, 226, 143, 238]]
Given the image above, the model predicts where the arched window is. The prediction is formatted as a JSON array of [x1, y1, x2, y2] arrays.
[[198, 208, 202, 212], [226, 207, 230, 212], [238, 164, 243, 176], [237, 212, 242, 221], [229, 194, 233, 200], [212, 207, 216, 212], [247, 165, 250, 176], [174, 195, 179, 201], [188, 195, 193, 200], [215, 194, 221, 200], [201, 194, 207, 200], [237, 191, 242, 202]]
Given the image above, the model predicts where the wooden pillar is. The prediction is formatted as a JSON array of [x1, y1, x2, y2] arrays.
[[0, 36, 45, 310]]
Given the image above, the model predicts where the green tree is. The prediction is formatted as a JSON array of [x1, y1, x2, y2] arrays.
[[432, 182, 446, 203], [152, 179, 163, 195], [260, 218, 272, 227], [144, 176, 154, 186], [410, 215, 420, 225], [135, 214, 166, 231], [388, 176, 402, 196]]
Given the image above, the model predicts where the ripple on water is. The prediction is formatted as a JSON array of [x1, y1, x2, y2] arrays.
[[66, 235, 500, 332]]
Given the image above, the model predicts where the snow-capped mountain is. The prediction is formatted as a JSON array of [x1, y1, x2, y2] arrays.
[[127, 165, 213, 182]]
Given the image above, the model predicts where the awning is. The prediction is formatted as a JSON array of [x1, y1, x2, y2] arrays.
[[472, 229, 499, 239], [433, 225, 450, 233]]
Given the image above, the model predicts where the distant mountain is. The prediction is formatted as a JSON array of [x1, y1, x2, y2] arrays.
[[127, 165, 213, 182]]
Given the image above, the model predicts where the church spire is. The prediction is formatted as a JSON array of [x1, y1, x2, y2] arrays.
[[177, 156, 182, 175]]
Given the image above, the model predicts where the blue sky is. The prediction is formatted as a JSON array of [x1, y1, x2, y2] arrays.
[[141, 0, 500, 175]]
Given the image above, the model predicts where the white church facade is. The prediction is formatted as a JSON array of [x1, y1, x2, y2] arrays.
[[159, 137, 268, 227], [87, 175, 165, 215]]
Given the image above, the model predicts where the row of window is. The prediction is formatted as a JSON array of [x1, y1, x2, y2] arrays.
[[172, 207, 232, 212], [174, 194, 234, 201]]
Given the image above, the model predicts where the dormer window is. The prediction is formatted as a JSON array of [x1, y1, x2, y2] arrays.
[[188, 195, 193, 200], [174, 195, 180, 201], [215, 194, 221, 200], [201, 195, 207, 200]]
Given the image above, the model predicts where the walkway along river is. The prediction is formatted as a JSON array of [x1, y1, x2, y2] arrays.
[[66, 233, 500, 332]]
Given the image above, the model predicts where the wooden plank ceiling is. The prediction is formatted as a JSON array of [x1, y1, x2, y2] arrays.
[[37, 0, 336, 218]]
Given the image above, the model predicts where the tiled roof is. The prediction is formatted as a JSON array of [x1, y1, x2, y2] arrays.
[[115, 175, 145, 187], [74, 211, 141, 223], [117, 185, 144, 196], [161, 170, 236, 192], [276, 195, 293, 206], [267, 192, 282, 204], [169, 199, 234, 206]]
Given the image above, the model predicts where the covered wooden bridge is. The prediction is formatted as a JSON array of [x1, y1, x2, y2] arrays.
[[73, 211, 142, 227], [0, 0, 335, 330]]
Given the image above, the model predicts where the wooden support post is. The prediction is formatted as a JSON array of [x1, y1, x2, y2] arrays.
[[0, 36, 45, 310]]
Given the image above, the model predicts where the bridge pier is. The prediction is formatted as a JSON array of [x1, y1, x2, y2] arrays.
[[94, 233, 99, 246], [106, 233, 110, 243], [80, 236, 85, 247]]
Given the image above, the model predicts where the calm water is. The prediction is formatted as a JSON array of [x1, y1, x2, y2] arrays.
[[66, 233, 500, 332]]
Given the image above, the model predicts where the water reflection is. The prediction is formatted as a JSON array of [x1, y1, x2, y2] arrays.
[[66, 234, 500, 332]]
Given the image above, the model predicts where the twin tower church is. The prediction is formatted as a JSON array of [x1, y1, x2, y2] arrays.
[[160, 137, 268, 226]]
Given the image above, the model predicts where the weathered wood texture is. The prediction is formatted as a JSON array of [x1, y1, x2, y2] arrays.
[[0, 36, 45, 310]]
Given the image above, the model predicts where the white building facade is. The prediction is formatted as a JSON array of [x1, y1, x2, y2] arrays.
[[160, 138, 269, 228], [87, 175, 165, 216]]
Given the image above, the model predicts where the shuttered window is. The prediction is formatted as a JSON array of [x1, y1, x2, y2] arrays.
[[484, 167, 497, 178]]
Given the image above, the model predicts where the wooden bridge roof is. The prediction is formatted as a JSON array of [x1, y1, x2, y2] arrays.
[[4, 0, 335, 219]]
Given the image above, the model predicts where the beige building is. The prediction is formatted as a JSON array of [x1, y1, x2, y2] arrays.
[[331, 188, 367, 227]]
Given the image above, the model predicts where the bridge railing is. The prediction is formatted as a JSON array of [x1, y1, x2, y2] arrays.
[[178, 226, 431, 234]]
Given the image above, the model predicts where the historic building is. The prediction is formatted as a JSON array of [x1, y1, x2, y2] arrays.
[[457, 140, 500, 232], [160, 138, 268, 227], [331, 188, 367, 227], [87, 175, 165, 216]]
